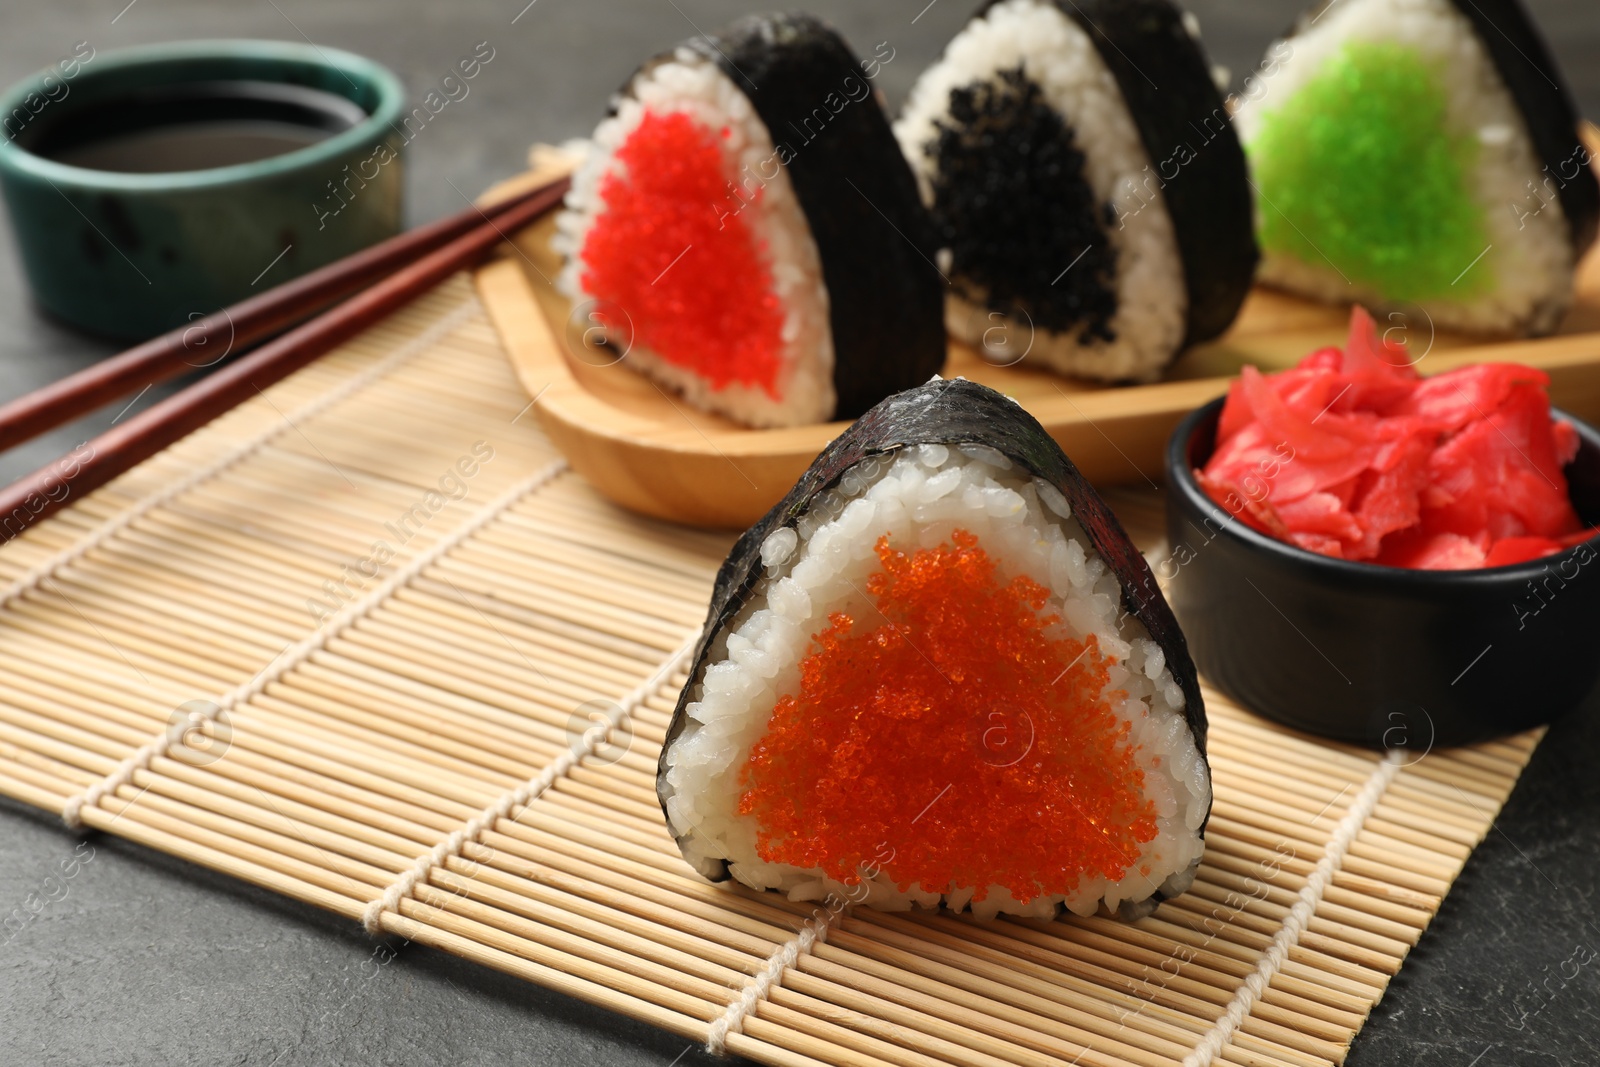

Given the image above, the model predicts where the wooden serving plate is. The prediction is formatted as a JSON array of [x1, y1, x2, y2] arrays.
[[474, 145, 1600, 529]]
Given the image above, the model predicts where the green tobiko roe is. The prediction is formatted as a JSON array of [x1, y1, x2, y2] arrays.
[[1250, 40, 1490, 301]]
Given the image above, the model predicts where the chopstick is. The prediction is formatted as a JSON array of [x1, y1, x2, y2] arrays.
[[0, 175, 570, 454], [0, 174, 570, 543]]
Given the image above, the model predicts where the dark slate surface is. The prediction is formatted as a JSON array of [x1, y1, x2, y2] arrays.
[[1, 2, 1597, 1064]]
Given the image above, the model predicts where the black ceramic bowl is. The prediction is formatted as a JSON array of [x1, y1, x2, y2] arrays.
[[1165, 397, 1600, 749]]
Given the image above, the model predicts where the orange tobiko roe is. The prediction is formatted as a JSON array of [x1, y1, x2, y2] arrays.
[[580, 109, 787, 397], [737, 530, 1159, 905]]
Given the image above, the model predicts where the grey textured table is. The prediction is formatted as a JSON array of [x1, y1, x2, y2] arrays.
[[2, 2, 1597, 1065]]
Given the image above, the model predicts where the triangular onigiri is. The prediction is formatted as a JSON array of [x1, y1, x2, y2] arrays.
[[1234, 0, 1598, 335]]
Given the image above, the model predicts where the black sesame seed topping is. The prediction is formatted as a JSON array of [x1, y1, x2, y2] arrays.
[[927, 68, 1119, 345]]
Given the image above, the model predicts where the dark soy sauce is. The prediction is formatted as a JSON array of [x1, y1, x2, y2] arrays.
[[25, 80, 367, 173]]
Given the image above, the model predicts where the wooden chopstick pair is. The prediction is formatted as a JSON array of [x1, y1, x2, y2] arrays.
[[0, 174, 570, 542]]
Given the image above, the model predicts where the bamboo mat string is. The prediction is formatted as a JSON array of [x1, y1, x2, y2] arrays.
[[360, 629, 699, 934], [2, 297, 479, 615], [1181, 749, 1405, 1067], [60, 456, 570, 831], [705, 908, 838, 1056]]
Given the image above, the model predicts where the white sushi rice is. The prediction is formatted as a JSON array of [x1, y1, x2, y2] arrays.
[[894, 0, 1188, 383], [1233, 0, 1573, 334], [660, 445, 1209, 921], [554, 50, 837, 427]]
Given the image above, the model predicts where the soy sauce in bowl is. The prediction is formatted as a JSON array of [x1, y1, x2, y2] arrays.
[[0, 40, 406, 339], [21, 80, 367, 174]]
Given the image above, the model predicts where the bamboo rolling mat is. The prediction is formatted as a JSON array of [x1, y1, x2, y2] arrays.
[[0, 274, 1540, 1067]]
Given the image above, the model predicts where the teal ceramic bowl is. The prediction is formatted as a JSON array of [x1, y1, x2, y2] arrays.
[[0, 39, 406, 340]]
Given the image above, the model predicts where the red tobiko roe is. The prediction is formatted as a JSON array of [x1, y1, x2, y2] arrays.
[[1199, 307, 1596, 570], [580, 109, 787, 397], [737, 531, 1157, 904]]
